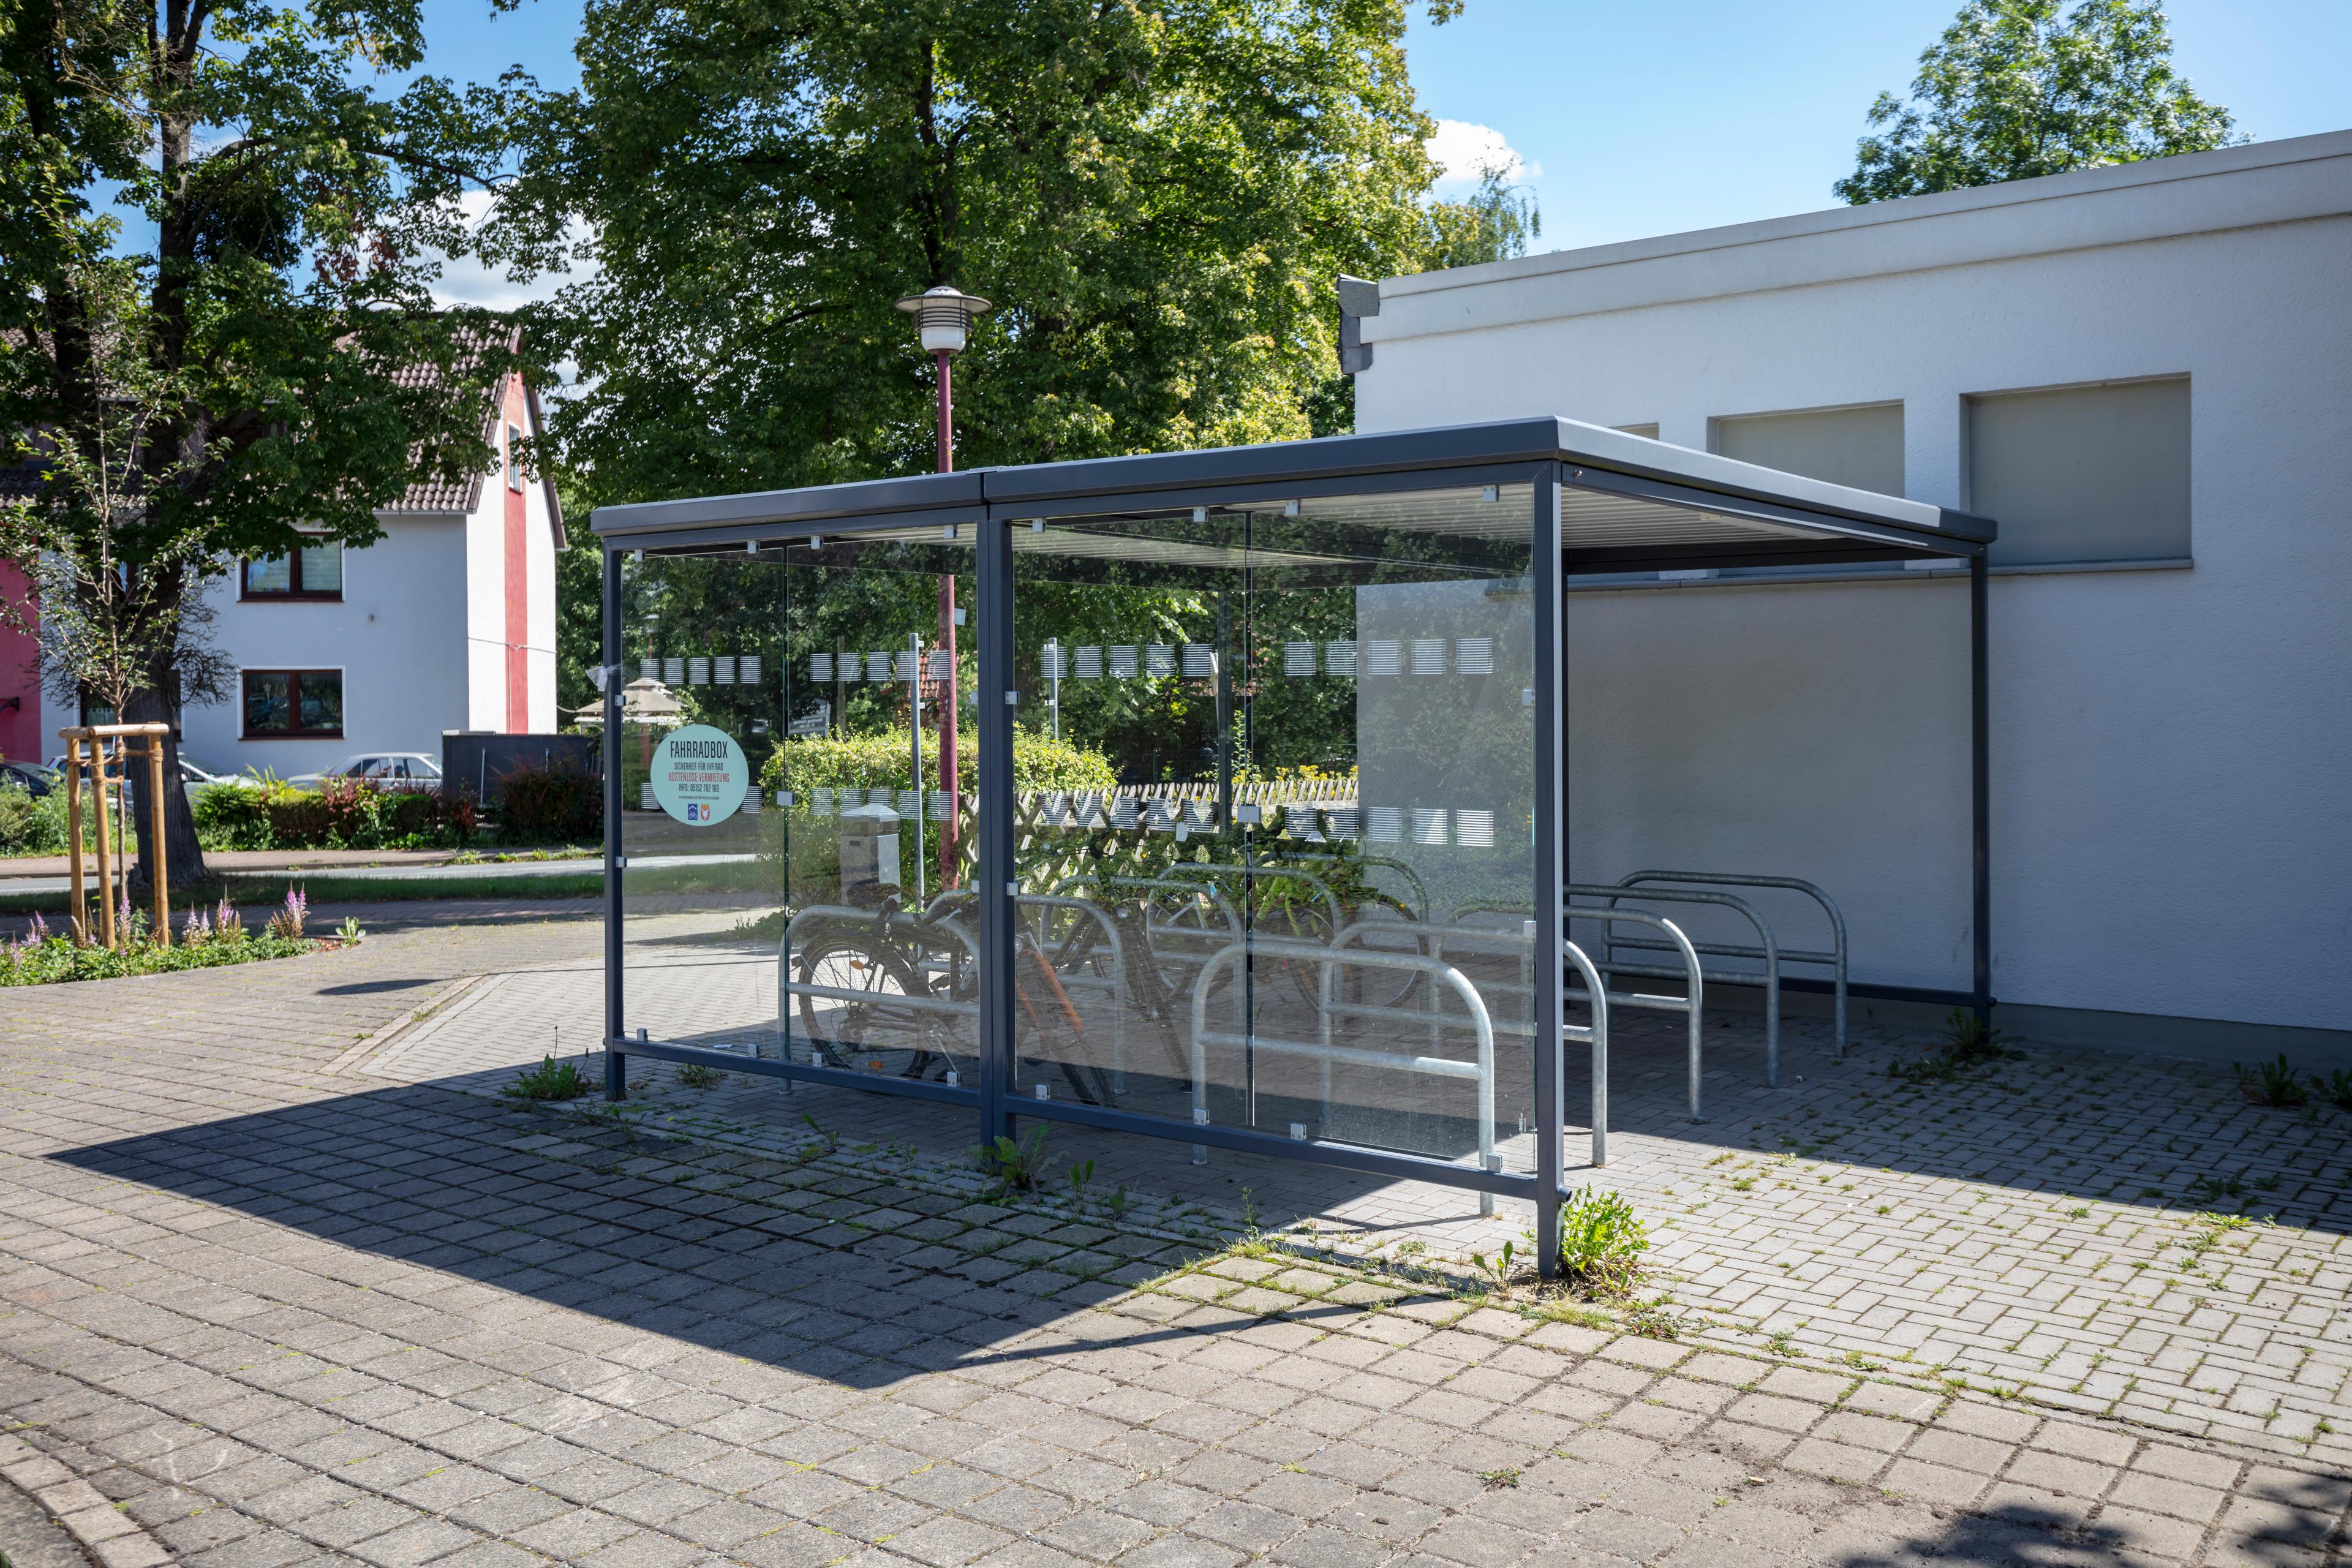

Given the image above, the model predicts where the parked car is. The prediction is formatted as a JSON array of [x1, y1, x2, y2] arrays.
[[287, 753, 443, 788], [0, 760, 60, 797], [45, 753, 230, 799]]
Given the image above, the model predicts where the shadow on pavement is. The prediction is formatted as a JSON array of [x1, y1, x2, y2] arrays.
[[45, 1079, 1270, 1396]]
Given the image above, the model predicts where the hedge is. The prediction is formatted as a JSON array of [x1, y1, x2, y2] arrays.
[[759, 726, 1115, 799]]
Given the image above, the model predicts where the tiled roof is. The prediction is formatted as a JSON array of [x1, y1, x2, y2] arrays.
[[378, 324, 519, 516], [2, 323, 562, 546]]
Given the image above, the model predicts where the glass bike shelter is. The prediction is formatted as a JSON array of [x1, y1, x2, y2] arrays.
[[593, 417, 1994, 1276]]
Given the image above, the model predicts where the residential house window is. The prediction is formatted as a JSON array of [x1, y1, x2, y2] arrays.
[[1967, 377, 2189, 566], [1613, 423, 1660, 440], [1711, 402, 1905, 496], [243, 669, 343, 738], [507, 423, 525, 493], [243, 537, 343, 599]]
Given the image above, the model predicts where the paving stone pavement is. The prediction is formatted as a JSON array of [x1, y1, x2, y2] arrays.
[[357, 913, 2352, 1453], [0, 905, 2348, 1568]]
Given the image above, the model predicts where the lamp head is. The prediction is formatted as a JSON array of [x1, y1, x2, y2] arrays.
[[895, 285, 992, 355]]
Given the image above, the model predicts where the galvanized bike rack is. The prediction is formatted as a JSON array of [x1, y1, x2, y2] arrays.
[[1570, 883, 1777, 1087], [1615, 870, 1851, 1057], [1331, 919, 1625, 1166], [1558, 900, 1709, 1120], [1191, 938, 1502, 1214]]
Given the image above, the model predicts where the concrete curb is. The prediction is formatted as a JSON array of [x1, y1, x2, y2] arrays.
[[0, 1433, 171, 1568]]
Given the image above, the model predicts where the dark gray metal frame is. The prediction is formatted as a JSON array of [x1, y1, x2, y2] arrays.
[[593, 417, 1995, 1277]]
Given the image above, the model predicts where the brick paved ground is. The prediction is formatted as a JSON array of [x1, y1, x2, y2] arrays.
[[359, 910, 2352, 1452], [1, 905, 2348, 1567]]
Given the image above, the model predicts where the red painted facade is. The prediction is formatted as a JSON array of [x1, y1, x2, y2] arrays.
[[0, 561, 39, 762]]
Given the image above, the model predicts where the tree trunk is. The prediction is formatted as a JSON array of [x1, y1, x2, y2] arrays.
[[126, 685, 209, 901]]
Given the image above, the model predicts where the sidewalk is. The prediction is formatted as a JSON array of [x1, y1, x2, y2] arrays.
[[0, 846, 595, 881], [0, 908, 2346, 1567]]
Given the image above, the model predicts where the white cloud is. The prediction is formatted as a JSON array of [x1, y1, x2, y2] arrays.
[[1424, 119, 1536, 190], [425, 188, 593, 312]]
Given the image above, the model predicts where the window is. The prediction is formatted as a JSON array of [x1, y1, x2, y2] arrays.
[[507, 423, 526, 493], [243, 537, 343, 598], [243, 669, 343, 737], [1967, 378, 2188, 565], [1613, 423, 1660, 440], [1713, 402, 1905, 496]]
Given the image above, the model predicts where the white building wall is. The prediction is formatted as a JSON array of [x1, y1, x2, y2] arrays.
[[463, 478, 509, 732], [187, 514, 473, 776], [1355, 132, 2352, 1037], [523, 447, 560, 735]]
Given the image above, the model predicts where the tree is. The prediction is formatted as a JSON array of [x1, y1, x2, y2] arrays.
[[488, 0, 1460, 511], [1834, 0, 2242, 205], [1, 0, 524, 891], [1425, 163, 1540, 271]]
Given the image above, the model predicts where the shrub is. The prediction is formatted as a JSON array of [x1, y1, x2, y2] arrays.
[[192, 775, 470, 852], [0, 782, 72, 855], [763, 725, 1116, 800], [494, 760, 600, 844]]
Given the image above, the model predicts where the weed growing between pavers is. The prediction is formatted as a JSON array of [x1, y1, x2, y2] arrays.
[[504, 1055, 596, 1101], [1885, 1008, 2022, 1084], [2234, 1054, 2309, 1107], [970, 1125, 1052, 1200]]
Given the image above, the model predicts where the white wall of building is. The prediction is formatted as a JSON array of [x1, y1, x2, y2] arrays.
[[522, 413, 560, 734], [463, 474, 512, 733], [187, 513, 473, 776], [1355, 132, 2352, 1038]]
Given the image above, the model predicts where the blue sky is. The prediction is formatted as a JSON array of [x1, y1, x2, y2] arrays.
[[412, 0, 2350, 303], [1403, 0, 2352, 250]]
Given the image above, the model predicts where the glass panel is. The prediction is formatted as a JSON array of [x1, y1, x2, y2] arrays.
[[618, 532, 981, 1093], [245, 556, 291, 595], [298, 538, 342, 593], [298, 671, 342, 733], [1010, 486, 1539, 1173], [244, 673, 290, 733]]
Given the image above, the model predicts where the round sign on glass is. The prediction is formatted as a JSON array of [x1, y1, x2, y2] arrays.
[[650, 724, 748, 824]]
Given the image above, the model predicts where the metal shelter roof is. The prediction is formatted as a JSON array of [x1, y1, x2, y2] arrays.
[[590, 416, 1993, 572]]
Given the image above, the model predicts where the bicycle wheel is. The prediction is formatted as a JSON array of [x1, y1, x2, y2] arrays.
[[794, 932, 955, 1080]]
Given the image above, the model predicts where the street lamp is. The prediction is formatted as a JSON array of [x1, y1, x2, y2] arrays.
[[894, 284, 990, 892], [894, 285, 992, 473]]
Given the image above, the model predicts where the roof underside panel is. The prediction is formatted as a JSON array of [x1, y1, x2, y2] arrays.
[[595, 418, 1991, 567]]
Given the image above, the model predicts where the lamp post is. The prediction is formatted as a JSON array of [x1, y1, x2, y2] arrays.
[[894, 285, 991, 890]]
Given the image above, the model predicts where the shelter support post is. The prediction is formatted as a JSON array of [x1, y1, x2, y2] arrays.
[[603, 547, 628, 1102], [976, 516, 1016, 1144], [1970, 552, 1991, 1029], [1532, 470, 1564, 1279]]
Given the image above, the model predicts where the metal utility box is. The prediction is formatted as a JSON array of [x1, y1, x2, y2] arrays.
[[837, 802, 901, 899]]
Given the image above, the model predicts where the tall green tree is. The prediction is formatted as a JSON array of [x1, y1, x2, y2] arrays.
[[1425, 163, 1540, 271], [491, 0, 1460, 511], [1834, 0, 2241, 205], [1, 0, 522, 888]]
